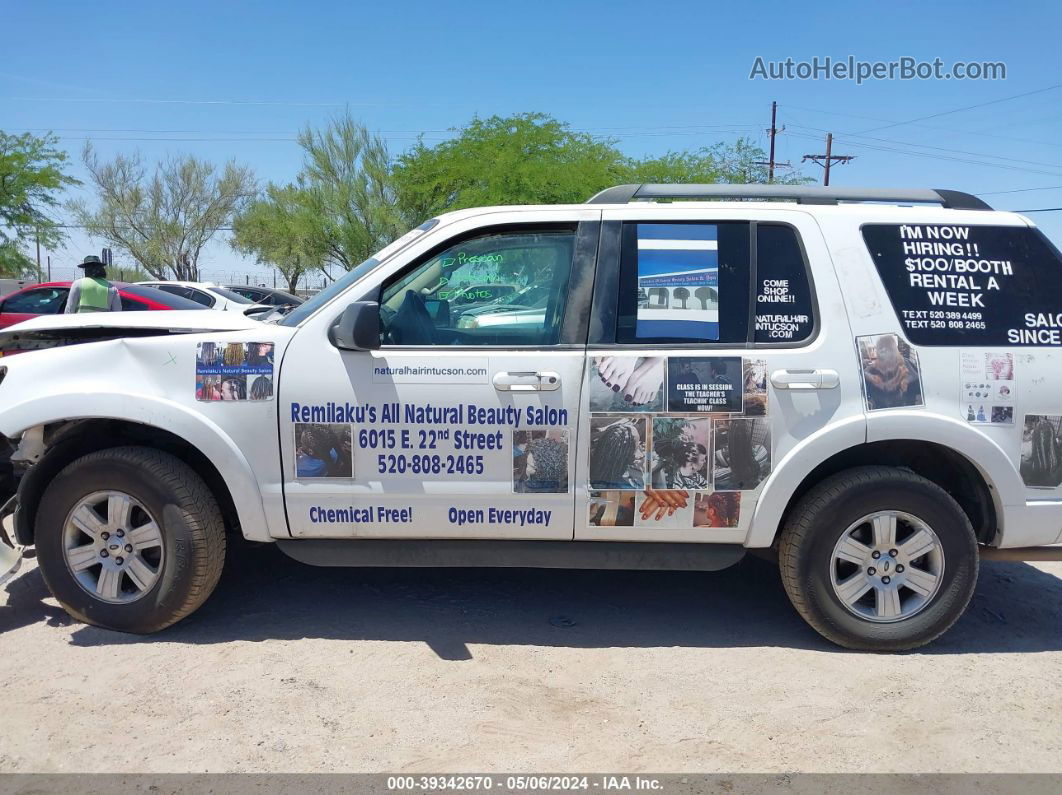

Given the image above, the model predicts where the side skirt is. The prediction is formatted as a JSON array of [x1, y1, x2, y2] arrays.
[[276, 539, 746, 572]]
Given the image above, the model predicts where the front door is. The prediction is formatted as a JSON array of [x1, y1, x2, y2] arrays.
[[576, 208, 864, 542], [279, 212, 599, 539]]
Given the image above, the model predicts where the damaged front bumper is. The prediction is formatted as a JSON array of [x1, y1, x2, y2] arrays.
[[0, 496, 22, 587]]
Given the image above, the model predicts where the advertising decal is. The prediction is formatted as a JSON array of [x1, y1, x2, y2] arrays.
[[1020, 414, 1062, 489], [634, 223, 720, 340], [587, 356, 772, 531], [856, 333, 924, 411], [960, 351, 1015, 425], [196, 342, 274, 401], [862, 223, 1062, 347]]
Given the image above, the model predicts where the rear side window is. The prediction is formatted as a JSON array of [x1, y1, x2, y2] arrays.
[[863, 223, 1062, 346], [184, 289, 215, 307], [120, 296, 149, 311], [616, 222, 750, 344], [754, 224, 815, 343]]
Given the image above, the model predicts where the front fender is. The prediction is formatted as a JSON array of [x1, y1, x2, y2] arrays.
[[0, 392, 272, 543]]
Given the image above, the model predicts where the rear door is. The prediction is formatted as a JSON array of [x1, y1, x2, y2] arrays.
[[577, 208, 863, 542]]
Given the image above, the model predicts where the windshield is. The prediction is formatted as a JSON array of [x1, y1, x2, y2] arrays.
[[280, 219, 438, 327], [210, 286, 254, 304]]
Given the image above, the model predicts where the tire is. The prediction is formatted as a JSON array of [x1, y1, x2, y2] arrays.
[[34, 446, 226, 633], [779, 465, 978, 651]]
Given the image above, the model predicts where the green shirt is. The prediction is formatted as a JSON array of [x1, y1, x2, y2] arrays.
[[66, 277, 122, 313]]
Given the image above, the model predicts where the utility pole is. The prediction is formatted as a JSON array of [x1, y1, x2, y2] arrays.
[[752, 101, 793, 182], [768, 101, 778, 182], [802, 132, 854, 186], [47, 255, 51, 281], [35, 233, 42, 281]]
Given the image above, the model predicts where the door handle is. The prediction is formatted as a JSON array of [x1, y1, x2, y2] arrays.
[[492, 371, 561, 392], [770, 368, 840, 390]]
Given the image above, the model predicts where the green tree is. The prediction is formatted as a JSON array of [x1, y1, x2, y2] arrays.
[[0, 131, 79, 277], [296, 113, 403, 279], [628, 137, 810, 185], [70, 145, 256, 280], [231, 184, 325, 293], [392, 113, 629, 222]]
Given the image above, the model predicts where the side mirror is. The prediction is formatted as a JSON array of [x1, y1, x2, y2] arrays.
[[328, 301, 381, 351]]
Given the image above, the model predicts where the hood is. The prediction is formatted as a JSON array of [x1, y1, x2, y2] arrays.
[[3, 310, 261, 336], [0, 310, 263, 355]]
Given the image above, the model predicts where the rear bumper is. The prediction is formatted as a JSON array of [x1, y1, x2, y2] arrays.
[[0, 496, 22, 587]]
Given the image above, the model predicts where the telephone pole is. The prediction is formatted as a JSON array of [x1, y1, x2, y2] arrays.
[[768, 101, 778, 182], [753, 101, 792, 181], [802, 133, 854, 186]]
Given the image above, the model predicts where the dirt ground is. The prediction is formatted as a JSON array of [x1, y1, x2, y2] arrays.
[[0, 542, 1059, 774]]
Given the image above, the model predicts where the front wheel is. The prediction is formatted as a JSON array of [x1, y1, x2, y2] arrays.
[[779, 466, 978, 651], [34, 446, 226, 633]]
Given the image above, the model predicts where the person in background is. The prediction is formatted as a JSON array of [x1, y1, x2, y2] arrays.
[[64, 255, 122, 313]]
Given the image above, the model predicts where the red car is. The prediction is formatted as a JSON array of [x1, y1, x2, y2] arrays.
[[0, 281, 206, 329]]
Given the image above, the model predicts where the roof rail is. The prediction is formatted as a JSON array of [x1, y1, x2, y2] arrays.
[[585, 184, 992, 211]]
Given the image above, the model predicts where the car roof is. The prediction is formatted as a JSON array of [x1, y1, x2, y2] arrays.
[[225, 285, 301, 299], [139, 280, 218, 288]]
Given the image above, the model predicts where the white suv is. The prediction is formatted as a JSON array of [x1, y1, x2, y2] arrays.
[[1, 184, 1060, 651]]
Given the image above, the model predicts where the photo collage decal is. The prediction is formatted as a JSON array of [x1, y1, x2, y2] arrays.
[[960, 351, 1015, 425], [587, 356, 770, 530], [512, 429, 570, 494], [196, 342, 274, 402]]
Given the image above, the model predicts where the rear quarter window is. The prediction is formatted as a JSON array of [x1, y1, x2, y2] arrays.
[[862, 223, 1062, 346]]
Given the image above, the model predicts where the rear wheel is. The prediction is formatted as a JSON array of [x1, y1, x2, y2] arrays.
[[35, 446, 226, 633], [779, 466, 978, 651]]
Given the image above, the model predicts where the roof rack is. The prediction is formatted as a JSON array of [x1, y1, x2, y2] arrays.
[[585, 184, 992, 211]]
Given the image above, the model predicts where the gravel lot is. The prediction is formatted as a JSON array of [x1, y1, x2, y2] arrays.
[[1, 541, 1060, 774]]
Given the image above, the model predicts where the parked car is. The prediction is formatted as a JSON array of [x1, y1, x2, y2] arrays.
[[138, 281, 271, 317], [0, 281, 208, 330], [456, 284, 551, 330], [1, 185, 1061, 652], [224, 285, 304, 313]]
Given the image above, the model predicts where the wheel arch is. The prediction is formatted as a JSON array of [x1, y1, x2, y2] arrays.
[[748, 415, 1014, 548], [5, 396, 271, 546]]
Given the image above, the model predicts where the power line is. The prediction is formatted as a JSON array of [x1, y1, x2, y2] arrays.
[[979, 185, 1062, 196], [853, 82, 1062, 135], [784, 102, 1062, 150], [785, 131, 1062, 178], [786, 123, 1062, 171], [1013, 207, 1062, 212], [802, 133, 853, 186], [2, 96, 357, 107]]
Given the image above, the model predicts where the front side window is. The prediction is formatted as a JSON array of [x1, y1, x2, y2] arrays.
[[3, 288, 68, 314], [863, 223, 1062, 346], [615, 222, 750, 344], [380, 228, 576, 346]]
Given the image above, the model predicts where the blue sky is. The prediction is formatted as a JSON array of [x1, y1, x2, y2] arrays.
[[4, 0, 1062, 283]]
